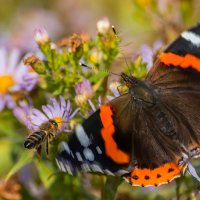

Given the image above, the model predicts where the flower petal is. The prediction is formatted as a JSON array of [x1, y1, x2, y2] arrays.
[[42, 105, 53, 119], [7, 49, 20, 73], [188, 161, 200, 182], [32, 108, 48, 121], [0, 48, 7, 74]]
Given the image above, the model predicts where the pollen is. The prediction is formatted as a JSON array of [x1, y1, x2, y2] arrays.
[[53, 117, 64, 130], [0, 75, 15, 94]]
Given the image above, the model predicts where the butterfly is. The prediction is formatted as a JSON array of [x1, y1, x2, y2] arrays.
[[56, 23, 200, 187]]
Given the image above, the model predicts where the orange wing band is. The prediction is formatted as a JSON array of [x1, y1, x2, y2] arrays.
[[100, 105, 130, 164], [160, 52, 200, 72], [124, 162, 187, 187]]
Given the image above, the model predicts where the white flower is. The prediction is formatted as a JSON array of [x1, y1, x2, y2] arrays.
[[96, 17, 110, 34]]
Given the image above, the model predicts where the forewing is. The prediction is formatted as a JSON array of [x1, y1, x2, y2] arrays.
[[146, 23, 200, 88], [56, 94, 135, 176]]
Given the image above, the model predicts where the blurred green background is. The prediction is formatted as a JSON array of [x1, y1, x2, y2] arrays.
[[1, 0, 200, 200]]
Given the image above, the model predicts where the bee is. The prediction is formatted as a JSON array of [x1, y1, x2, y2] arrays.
[[24, 119, 59, 155]]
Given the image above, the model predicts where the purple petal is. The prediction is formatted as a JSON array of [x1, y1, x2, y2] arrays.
[[60, 96, 66, 109], [98, 96, 102, 107], [69, 108, 80, 119], [30, 115, 44, 126], [32, 108, 48, 121], [107, 96, 115, 101], [8, 49, 20, 73], [42, 105, 53, 119], [66, 100, 71, 112], [88, 99, 96, 112], [0, 48, 7, 74], [141, 44, 153, 70], [188, 161, 200, 182], [46, 105, 55, 117], [51, 98, 61, 116]]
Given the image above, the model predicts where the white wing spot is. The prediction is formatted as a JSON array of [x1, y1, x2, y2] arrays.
[[81, 163, 91, 172], [58, 161, 66, 172], [91, 164, 103, 173], [58, 142, 70, 154], [83, 148, 95, 161], [64, 163, 73, 175], [181, 31, 200, 47], [104, 169, 115, 176], [96, 146, 102, 154], [76, 152, 83, 162], [116, 169, 130, 175], [75, 124, 90, 147]]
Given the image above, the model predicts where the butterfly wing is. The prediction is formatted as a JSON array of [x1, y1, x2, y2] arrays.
[[56, 23, 200, 187], [146, 23, 200, 149], [56, 94, 134, 176]]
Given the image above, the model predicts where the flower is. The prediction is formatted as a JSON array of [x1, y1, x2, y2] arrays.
[[28, 96, 79, 132], [57, 33, 83, 53], [140, 40, 162, 70], [75, 79, 94, 106], [0, 178, 21, 200], [107, 81, 121, 101], [79, 97, 102, 119], [13, 101, 33, 129], [0, 48, 38, 111], [96, 17, 110, 35], [34, 27, 50, 45]]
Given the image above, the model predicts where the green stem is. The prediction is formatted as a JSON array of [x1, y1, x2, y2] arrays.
[[101, 176, 122, 200]]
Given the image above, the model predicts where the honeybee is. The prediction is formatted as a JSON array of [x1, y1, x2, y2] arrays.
[[24, 119, 59, 155]]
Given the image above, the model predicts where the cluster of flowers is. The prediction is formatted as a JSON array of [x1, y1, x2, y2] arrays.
[[1, 16, 200, 200], [0, 17, 158, 135]]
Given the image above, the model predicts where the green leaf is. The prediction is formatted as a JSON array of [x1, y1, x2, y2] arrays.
[[35, 160, 55, 188], [101, 176, 122, 200], [6, 150, 33, 181]]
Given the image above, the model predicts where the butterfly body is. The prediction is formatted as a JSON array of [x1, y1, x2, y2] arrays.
[[56, 24, 200, 187]]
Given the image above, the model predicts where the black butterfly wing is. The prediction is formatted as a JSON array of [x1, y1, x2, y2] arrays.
[[145, 23, 200, 150], [56, 94, 134, 176], [159, 89, 200, 149], [146, 23, 200, 86]]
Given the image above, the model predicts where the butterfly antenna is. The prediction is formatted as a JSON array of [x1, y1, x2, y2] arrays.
[[80, 62, 120, 77], [112, 25, 132, 76]]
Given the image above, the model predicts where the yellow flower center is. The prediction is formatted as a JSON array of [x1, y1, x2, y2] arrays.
[[53, 117, 64, 130], [0, 75, 15, 94]]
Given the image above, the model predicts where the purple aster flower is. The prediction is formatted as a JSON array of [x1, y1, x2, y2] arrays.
[[80, 97, 102, 119], [187, 161, 200, 182], [107, 81, 121, 101], [13, 101, 34, 129], [75, 79, 94, 106], [140, 40, 163, 70], [28, 96, 79, 132], [0, 47, 38, 111]]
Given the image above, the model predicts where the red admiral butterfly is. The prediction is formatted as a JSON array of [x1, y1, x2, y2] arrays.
[[56, 24, 200, 187]]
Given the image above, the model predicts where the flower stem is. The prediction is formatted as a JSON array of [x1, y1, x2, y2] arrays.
[[101, 176, 122, 200]]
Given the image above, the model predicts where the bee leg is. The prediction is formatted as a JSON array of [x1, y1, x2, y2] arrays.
[[46, 138, 49, 155], [36, 145, 42, 157]]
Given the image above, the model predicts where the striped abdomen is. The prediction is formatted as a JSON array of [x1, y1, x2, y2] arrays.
[[24, 131, 46, 149]]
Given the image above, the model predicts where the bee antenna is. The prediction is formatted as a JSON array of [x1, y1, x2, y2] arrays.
[[112, 25, 132, 76], [79, 62, 120, 77]]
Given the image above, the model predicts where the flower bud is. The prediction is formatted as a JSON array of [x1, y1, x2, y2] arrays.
[[96, 17, 110, 35], [34, 28, 50, 45]]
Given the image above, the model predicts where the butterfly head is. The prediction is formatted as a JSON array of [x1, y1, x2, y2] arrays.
[[121, 72, 155, 106]]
